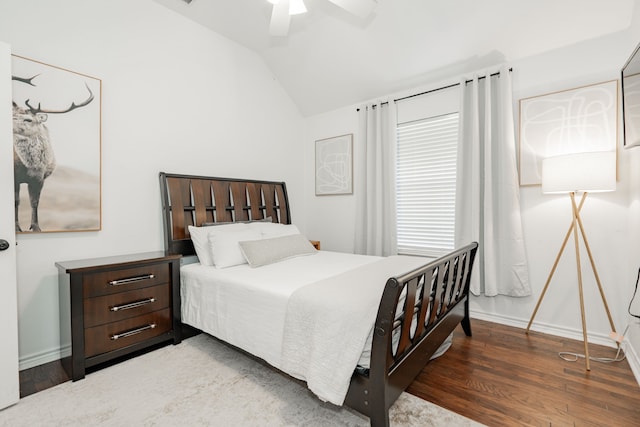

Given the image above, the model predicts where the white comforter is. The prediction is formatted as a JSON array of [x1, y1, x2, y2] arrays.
[[280, 255, 427, 405], [180, 251, 427, 405]]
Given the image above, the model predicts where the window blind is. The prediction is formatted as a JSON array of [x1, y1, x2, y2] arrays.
[[396, 112, 458, 257]]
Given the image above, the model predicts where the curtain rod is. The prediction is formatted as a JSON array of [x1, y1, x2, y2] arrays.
[[356, 67, 513, 111]]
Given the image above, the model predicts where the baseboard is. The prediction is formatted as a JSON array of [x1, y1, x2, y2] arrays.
[[470, 310, 640, 387], [623, 338, 640, 385], [19, 345, 70, 371], [470, 310, 618, 347]]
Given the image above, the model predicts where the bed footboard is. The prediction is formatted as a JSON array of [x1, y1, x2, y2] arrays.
[[344, 242, 478, 427]]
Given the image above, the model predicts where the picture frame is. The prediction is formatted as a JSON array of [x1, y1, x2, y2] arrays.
[[518, 80, 617, 186], [315, 134, 353, 196], [12, 54, 102, 233]]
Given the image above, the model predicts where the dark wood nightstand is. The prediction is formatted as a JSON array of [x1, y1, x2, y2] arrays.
[[310, 240, 321, 250], [56, 251, 182, 381]]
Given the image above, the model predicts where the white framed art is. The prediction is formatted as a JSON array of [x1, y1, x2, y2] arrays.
[[518, 80, 617, 186], [315, 134, 353, 196]]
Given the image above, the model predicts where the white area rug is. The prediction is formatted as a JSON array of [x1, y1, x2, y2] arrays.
[[0, 334, 483, 426]]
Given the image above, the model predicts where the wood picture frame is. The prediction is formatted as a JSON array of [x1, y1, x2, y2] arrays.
[[12, 55, 102, 233], [518, 80, 617, 186], [315, 134, 353, 196]]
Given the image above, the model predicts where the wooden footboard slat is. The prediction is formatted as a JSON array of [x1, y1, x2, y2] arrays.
[[428, 266, 442, 326], [396, 277, 418, 357], [415, 270, 433, 339], [345, 242, 478, 427]]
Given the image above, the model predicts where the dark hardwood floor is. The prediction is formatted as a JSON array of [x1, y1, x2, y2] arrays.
[[20, 320, 640, 426], [407, 319, 640, 427]]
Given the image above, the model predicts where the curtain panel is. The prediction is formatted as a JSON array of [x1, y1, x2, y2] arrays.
[[354, 101, 398, 256], [455, 66, 531, 297]]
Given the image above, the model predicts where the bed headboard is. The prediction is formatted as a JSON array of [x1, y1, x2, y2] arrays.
[[159, 172, 291, 256]]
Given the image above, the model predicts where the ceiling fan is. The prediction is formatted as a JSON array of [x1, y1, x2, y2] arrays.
[[267, 0, 378, 36]]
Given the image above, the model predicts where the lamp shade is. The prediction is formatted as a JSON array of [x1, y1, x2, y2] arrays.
[[541, 151, 616, 194]]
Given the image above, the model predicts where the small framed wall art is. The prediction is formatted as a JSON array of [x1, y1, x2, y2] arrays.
[[315, 134, 353, 196]]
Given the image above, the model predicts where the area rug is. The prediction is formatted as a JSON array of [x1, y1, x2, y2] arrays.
[[0, 334, 483, 426]]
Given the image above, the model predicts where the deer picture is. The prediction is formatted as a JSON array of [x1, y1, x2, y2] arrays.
[[12, 75, 94, 232]]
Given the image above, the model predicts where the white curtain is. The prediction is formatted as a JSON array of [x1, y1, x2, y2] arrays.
[[354, 101, 398, 256], [455, 66, 531, 297]]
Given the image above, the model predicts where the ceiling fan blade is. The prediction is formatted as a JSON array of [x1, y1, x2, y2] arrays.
[[270, 0, 291, 36], [326, 0, 377, 19]]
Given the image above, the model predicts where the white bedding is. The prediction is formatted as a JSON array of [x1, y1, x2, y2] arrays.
[[181, 251, 381, 370], [280, 255, 428, 404], [180, 250, 430, 405]]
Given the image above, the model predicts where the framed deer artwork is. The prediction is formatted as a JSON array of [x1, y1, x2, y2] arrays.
[[11, 55, 101, 233]]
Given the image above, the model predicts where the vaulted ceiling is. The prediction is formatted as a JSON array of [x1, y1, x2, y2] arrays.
[[154, 0, 638, 116]]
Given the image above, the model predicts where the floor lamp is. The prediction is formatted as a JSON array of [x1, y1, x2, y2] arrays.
[[525, 151, 618, 371]]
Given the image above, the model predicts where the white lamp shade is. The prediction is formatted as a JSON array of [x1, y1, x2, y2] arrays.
[[541, 151, 616, 194]]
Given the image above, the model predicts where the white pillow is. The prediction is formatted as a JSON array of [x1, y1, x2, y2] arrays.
[[248, 222, 301, 238], [209, 228, 262, 269], [239, 234, 317, 268], [188, 223, 249, 266]]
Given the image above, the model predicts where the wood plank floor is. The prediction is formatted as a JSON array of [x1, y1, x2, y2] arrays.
[[406, 319, 640, 427], [20, 320, 640, 426]]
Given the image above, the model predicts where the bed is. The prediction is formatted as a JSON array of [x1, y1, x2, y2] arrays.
[[159, 172, 478, 427]]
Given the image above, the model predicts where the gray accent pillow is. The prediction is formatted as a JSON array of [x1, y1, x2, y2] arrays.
[[239, 234, 317, 267]]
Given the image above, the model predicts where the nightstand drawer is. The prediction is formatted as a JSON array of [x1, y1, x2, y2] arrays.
[[57, 251, 181, 381], [84, 309, 172, 357], [84, 284, 171, 328], [83, 263, 169, 298]]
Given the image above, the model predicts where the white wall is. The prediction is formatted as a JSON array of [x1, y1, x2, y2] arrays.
[[303, 25, 640, 364], [0, 0, 304, 369], [624, 4, 640, 381]]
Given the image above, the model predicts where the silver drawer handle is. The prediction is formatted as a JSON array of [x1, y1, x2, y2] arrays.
[[108, 274, 155, 286], [110, 297, 156, 312], [110, 323, 156, 340]]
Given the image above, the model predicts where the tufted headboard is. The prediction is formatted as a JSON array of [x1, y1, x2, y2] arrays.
[[159, 172, 291, 256]]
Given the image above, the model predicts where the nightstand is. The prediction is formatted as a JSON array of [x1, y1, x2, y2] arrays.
[[310, 240, 321, 250], [56, 251, 182, 381]]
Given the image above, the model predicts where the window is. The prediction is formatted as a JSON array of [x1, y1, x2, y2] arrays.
[[396, 112, 458, 257]]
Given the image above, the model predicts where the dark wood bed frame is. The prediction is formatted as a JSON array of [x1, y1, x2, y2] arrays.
[[159, 172, 478, 427]]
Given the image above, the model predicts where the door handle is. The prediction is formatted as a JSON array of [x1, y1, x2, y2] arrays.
[[0, 239, 9, 251]]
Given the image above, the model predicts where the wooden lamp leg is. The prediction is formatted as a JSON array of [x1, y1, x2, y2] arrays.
[[570, 192, 591, 371], [526, 193, 587, 333], [573, 198, 618, 344], [526, 191, 615, 372]]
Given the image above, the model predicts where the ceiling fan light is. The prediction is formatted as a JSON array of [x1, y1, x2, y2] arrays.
[[289, 0, 307, 15]]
